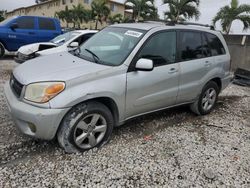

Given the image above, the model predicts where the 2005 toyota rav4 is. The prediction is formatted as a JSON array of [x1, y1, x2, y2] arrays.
[[4, 22, 231, 153]]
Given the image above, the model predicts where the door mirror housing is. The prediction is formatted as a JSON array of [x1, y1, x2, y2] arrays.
[[68, 42, 79, 48], [135, 58, 154, 71], [10, 23, 18, 30]]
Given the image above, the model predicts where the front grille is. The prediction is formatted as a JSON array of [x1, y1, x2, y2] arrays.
[[10, 74, 24, 98]]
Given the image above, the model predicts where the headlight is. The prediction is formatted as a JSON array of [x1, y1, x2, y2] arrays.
[[24, 82, 65, 103]]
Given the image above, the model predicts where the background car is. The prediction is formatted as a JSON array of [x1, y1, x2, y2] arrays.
[[0, 16, 62, 58], [15, 30, 98, 63]]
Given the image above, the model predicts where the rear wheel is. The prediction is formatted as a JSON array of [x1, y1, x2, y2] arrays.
[[190, 81, 219, 115], [57, 101, 114, 153], [0, 43, 5, 58]]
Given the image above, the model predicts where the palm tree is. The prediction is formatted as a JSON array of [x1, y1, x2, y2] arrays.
[[72, 4, 89, 28], [35, 0, 49, 3], [213, 0, 250, 34], [125, 0, 154, 21], [163, 0, 200, 22], [91, 0, 110, 29], [0, 10, 6, 22], [141, 6, 159, 20], [55, 6, 74, 28], [108, 13, 123, 24]]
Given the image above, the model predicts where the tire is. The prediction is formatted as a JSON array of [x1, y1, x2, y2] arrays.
[[0, 43, 5, 58], [190, 81, 219, 115], [57, 101, 114, 153]]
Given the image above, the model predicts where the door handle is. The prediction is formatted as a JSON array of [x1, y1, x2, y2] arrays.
[[168, 68, 178, 74]]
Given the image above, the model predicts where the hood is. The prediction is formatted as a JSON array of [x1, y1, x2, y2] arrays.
[[18, 42, 57, 55], [13, 52, 113, 85]]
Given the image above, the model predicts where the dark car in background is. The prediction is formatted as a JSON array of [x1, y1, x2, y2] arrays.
[[0, 16, 62, 58]]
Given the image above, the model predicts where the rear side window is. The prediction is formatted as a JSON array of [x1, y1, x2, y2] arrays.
[[205, 33, 226, 56], [179, 31, 203, 61], [38, 18, 56, 30], [138, 31, 176, 66], [201, 33, 212, 57], [16, 17, 35, 29]]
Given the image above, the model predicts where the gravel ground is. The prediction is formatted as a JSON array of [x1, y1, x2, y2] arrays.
[[0, 58, 250, 187]]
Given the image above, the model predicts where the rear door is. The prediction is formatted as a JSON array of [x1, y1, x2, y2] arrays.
[[7, 16, 37, 51], [37, 17, 59, 42], [176, 30, 214, 103], [125, 31, 179, 118]]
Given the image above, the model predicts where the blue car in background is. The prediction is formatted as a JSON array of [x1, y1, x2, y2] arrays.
[[0, 16, 62, 58]]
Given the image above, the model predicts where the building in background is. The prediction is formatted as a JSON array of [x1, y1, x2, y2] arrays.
[[6, 0, 131, 28]]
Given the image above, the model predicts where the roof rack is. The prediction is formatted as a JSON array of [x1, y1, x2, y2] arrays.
[[176, 22, 215, 30], [165, 21, 215, 30], [132, 20, 215, 30]]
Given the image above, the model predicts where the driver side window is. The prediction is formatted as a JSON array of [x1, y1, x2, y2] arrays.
[[138, 31, 176, 67]]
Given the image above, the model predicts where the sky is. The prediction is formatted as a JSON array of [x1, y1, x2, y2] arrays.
[[0, 0, 250, 34]]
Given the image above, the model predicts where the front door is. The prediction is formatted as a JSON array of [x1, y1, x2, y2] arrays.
[[125, 31, 179, 118], [8, 16, 37, 51]]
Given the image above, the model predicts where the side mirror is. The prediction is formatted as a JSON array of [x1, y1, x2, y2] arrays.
[[68, 42, 79, 48], [10, 23, 18, 30], [135, 58, 154, 71]]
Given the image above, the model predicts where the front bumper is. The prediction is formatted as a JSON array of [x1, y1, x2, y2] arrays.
[[4, 83, 70, 140]]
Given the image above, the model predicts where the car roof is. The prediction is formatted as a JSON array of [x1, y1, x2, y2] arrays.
[[110, 22, 220, 34]]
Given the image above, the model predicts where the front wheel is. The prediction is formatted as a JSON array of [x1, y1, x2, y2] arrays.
[[190, 81, 219, 115], [57, 101, 114, 153]]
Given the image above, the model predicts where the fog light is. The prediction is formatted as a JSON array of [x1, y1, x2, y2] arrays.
[[28, 123, 37, 133]]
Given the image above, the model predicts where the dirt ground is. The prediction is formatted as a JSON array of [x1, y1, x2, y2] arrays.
[[0, 57, 250, 187]]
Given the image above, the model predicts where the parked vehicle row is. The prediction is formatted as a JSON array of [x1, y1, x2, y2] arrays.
[[4, 22, 232, 153], [15, 30, 97, 63], [0, 16, 62, 57]]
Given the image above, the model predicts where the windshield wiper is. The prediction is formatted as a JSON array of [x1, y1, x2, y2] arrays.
[[85, 49, 101, 64]]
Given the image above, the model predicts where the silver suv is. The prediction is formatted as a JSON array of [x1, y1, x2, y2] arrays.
[[4, 22, 231, 152]]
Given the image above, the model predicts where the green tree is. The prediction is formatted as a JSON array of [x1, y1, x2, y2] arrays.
[[125, 0, 154, 21], [141, 6, 159, 20], [35, 0, 49, 3], [163, 0, 200, 22], [213, 0, 250, 34], [0, 10, 6, 22], [91, 0, 110, 29], [55, 6, 74, 28], [72, 4, 92, 28], [108, 13, 123, 24]]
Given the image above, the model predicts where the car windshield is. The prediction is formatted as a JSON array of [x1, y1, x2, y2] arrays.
[[78, 27, 146, 66], [50, 31, 80, 45]]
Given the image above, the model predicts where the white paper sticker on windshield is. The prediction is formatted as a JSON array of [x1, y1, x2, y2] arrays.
[[125, 30, 143, 38]]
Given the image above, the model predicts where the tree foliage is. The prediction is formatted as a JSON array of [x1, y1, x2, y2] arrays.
[[35, 0, 49, 3], [108, 14, 123, 24], [91, 0, 110, 29], [163, 0, 200, 22], [213, 0, 250, 34], [0, 10, 6, 22], [125, 0, 157, 21]]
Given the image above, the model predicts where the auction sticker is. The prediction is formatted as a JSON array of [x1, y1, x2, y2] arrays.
[[125, 30, 143, 38]]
